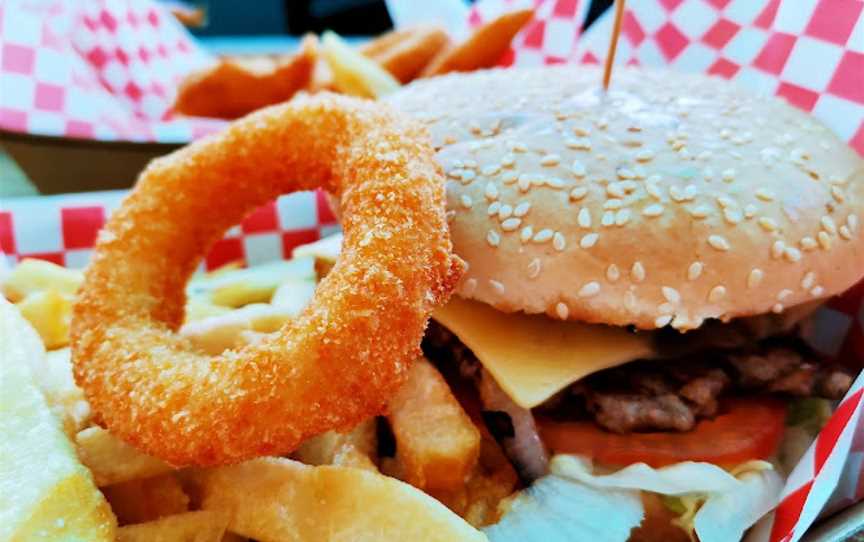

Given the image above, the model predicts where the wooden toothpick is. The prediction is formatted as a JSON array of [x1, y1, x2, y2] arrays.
[[602, 0, 627, 91]]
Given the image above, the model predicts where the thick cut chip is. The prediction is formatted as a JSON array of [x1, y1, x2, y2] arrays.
[[75, 426, 172, 487], [0, 298, 116, 541], [116, 511, 227, 542], [421, 8, 533, 77], [1, 258, 82, 302], [16, 289, 73, 349], [102, 473, 190, 525], [198, 457, 487, 542], [360, 26, 451, 83], [293, 418, 378, 471], [388, 357, 481, 492], [321, 31, 401, 98], [27, 347, 91, 436]]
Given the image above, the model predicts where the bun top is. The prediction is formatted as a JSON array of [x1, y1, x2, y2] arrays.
[[388, 66, 864, 330]]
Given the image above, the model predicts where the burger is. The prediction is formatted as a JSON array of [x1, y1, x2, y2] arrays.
[[384, 65, 864, 540]]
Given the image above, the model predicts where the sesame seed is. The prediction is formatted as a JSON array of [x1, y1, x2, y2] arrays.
[[801, 271, 815, 290], [596, 118, 609, 129], [573, 126, 591, 136], [571, 161, 587, 177], [688, 262, 703, 281], [646, 181, 663, 201], [517, 175, 531, 193], [510, 142, 528, 153], [840, 225, 852, 240], [580, 233, 599, 249], [800, 237, 817, 251], [662, 287, 681, 304], [486, 230, 500, 247], [818, 231, 832, 250], [620, 180, 639, 194], [460, 194, 473, 209], [541, 154, 561, 167], [724, 208, 743, 224], [708, 285, 727, 303], [501, 218, 522, 232], [531, 175, 547, 187], [533, 229, 554, 243], [578, 281, 601, 298], [831, 186, 845, 203], [758, 217, 778, 232], [617, 168, 636, 180], [777, 289, 793, 301], [744, 204, 758, 219], [487, 202, 501, 216], [830, 175, 847, 185], [485, 183, 499, 201], [566, 138, 592, 150], [502, 172, 518, 184], [555, 302, 570, 320], [570, 187, 588, 201], [655, 315, 673, 327], [578, 208, 592, 228], [631, 262, 646, 283], [821, 216, 837, 235], [772, 303, 784, 314], [708, 235, 730, 251], [748, 268, 764, 289], [606, 264, 620, 283], [553, 232, 567, 251], [514, 201, 531, 217], [771, 240, 786, 259], [501, 154, 516, 168], [546, 177, 565, 189], [615, 209, 632, 226], [482, 165, 500, 176], [498, 204, 513, 220], [670, 186, 685, 202], [528, 258, 541, 279], [716, 196, 734, 209], [790, 148, 809, 164], [490, 280, 505, 294], [636, 149, 655, 162], [601, 211, 615, 227], [643, 204, 664, 218], [462, 278, 477, 296], [811, 286, 825, 297], [755, 189, 774, 202], [784, 246, 802, 262], [607, 184, 625, 198], [604, 199, 624, 210], [658, 302, 675, 314], [722, 168, 736, 182], [690, 206, 710, 219], [460, 170, 476, 183]]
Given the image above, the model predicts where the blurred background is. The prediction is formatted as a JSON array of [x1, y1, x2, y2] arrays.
[[0, 0, 612, 198]]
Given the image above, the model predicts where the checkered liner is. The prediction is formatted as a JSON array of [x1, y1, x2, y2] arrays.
[[0, 0, 225, 142], [0, 190, 339, 271]]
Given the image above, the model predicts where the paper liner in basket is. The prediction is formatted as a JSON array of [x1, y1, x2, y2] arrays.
[[0, 0, 225, 143]]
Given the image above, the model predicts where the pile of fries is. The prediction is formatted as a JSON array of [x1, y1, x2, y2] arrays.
[[173, 9, 534, 120], [1, 235, 517, 541]]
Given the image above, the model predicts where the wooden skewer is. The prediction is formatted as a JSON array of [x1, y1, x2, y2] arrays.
[[602, 0, 627, 91]]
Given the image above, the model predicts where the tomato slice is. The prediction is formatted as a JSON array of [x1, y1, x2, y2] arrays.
[[537, 398, 788, 468]]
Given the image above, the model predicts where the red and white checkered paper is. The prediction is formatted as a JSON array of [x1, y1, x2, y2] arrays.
[[0, 0, 226, 142]]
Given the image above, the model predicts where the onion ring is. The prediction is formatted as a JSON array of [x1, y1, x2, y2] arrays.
[[71, 94, 463, 467]]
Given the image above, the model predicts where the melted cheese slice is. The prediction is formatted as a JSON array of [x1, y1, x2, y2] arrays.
[[432, 297, 654, 409]]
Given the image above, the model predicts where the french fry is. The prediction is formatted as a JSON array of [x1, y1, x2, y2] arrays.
[[0, 298, 116, 541], [0, 257, 82, 302], [173, 34, 318, 119], [16, 288, 74, 349], [293, 418, 378, 472], [387, 357, 481, 492], [187, 257, 315, 308], [180, 303, 296, 355], [75, 426, 173, 487], [102, 473, 190, 525], [293, 233, 343, 278], [321, 31, 401, 98], [360, 26, 451, 83], [117, 510, 227, 542], [421, 8, 534, 77], [197, 457, 487, 541]]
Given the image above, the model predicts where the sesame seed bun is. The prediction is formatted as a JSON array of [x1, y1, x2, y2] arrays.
[[388, 66, 864, 330]]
